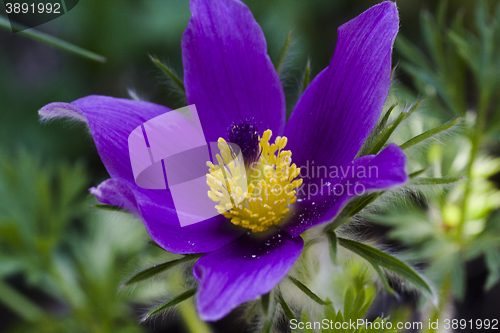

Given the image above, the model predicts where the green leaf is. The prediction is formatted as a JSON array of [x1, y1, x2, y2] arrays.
[[409, 167, 429, 179], [436, 0, 449, 29], [360, 125, 393, 156], [337, 238, 433, 296], [94, 204, 126, 212], [351, 288, 368, 319], [289, 277, 330, 305], [261, 291, 270, 315], [400, 118, 460, 150], [261, 320, 273, 333], [326, 230, 338, 264], [343, 287, 355, 319], [145, 288, 197, 319], [302, 60, 311, 93], [275, 32, 291, 73], [396, 35, 432, 72], [261, 305, 276, 333], [421, 11, 446, 73], [276, 293, 295, 322], [319, 288, 394, 333], [0, 280, 44, 321], [363, 110, 407, 156], [411, 176, 462, 185], [358, 104, 399, 157], [149, 55, 186, 93], [451, 258, 466, 301], [148, 240, 165, 250], [403, 101, 421, 120], [378, 103, 398, 130], [245, 301, 260, 322], [324, 300, 336, 320], [300, 311, 314, 333], [359, 292, 375, 319], [325, 192, 383, 232], [123, 254, 202, 286], [335, 310, 344, 328], [0, 16, 105, 63], [372, 264, 396, 295], [485, 248, 500, 290], [344, 193, 382, 218]]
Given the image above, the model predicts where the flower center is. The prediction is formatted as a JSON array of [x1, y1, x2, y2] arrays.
[[206, 129, 302, 232], [227, 118, 261, 166]]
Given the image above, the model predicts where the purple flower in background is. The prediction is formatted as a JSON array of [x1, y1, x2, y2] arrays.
[[39, 0, 406, 321]]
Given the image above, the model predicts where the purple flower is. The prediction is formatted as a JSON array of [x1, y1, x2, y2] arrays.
[[39, 0, 406, 321]]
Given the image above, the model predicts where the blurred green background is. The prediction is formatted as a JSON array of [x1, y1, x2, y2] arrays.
[[1, 0, 500, 332]]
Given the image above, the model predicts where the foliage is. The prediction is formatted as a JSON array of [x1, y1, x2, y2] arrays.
[[368, 138, 500, 299], [0, 149, 89, 285], [383, 0, 500, 326], [397, 0, 500, 138], [298, 287, 396, 333], [0, 150, 149, 332]]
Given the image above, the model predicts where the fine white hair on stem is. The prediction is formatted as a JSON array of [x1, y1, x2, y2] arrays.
[[149, 55, 187, 105], [140, 297, 179, 323], [119, 258, 197, 296], [396, 118, 465, 156], [276, 34, 298, 83], [274, 33, 310, 114]]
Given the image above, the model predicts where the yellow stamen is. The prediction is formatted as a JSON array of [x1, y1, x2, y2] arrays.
[[206, 130, 302, 232]]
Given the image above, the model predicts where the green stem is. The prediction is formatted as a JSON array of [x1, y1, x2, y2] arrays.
[[0, 16, 106, 63], [168, 270, 211, 333], [0, 279, 45, 321], [178, 299, 212, 333], [457, 90, 489, 240]]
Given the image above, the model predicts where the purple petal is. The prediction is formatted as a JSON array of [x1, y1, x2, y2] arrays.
[[39, 101, 88, 124], [285, 1, 399, 170], [40, 96, 171, 184], [193, 230, 303, 321], [283, 144, 408, 237], [40, 96, 245, 254], [91, 178, 245, 254], [182, 0, 285, 141], [90, 178, 139, 215]]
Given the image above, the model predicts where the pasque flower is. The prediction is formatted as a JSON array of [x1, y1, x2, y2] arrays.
[[39, 0, 406, 321]]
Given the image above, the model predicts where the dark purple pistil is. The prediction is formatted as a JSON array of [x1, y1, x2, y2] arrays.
[[228, 118, 261, 165]]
